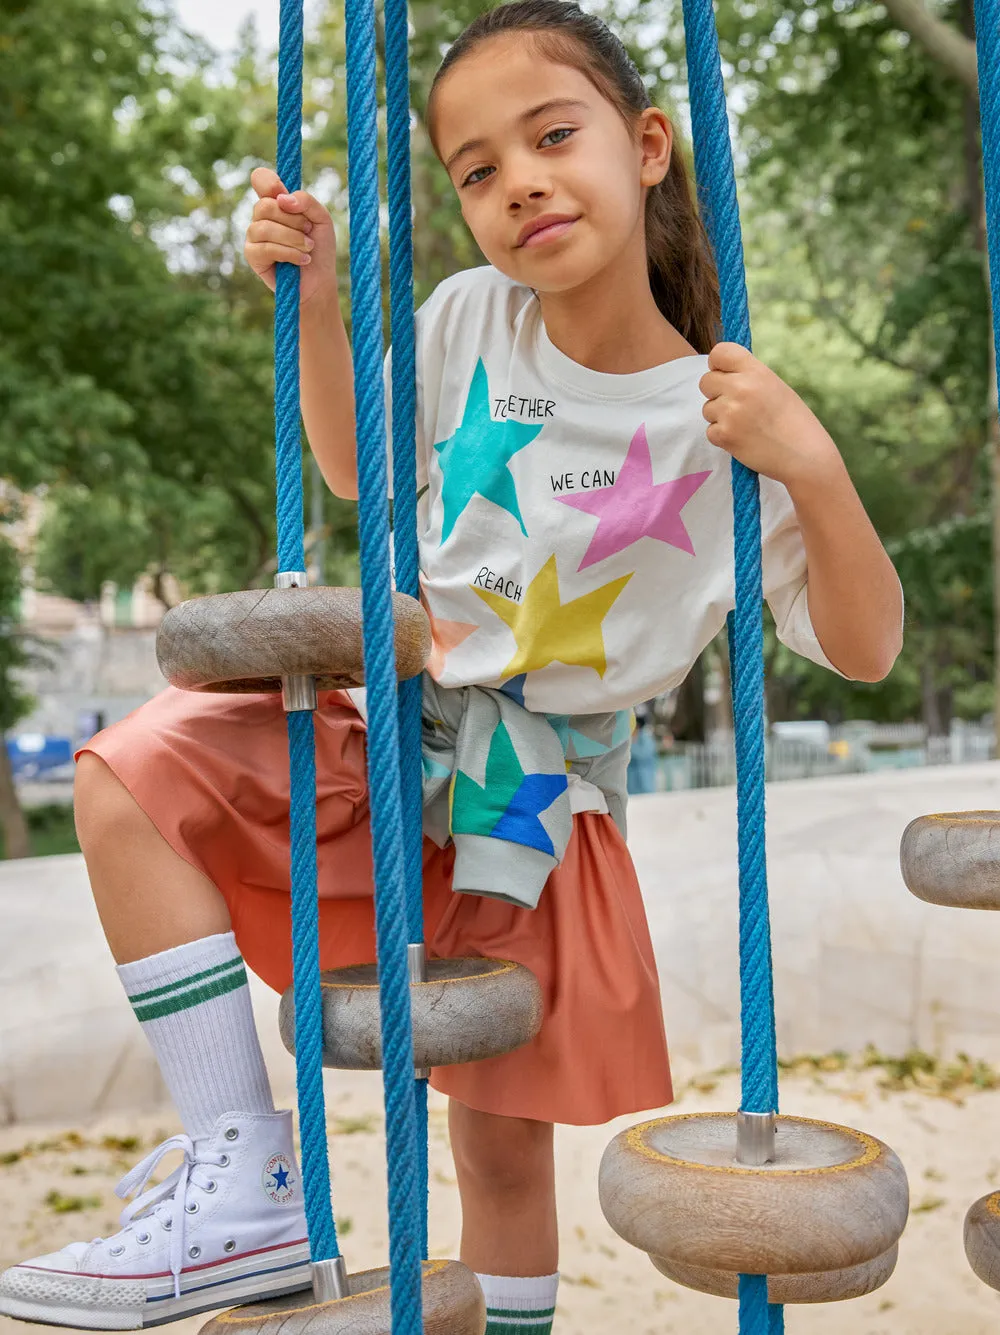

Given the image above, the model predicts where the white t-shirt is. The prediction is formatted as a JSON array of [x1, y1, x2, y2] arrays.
[[385, 264, 842, 715]]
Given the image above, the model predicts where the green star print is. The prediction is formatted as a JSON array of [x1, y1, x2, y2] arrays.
[[433, 358, 543, 543]]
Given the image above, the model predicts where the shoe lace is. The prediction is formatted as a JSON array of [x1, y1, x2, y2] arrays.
[[112, 1134, 228, 1299]]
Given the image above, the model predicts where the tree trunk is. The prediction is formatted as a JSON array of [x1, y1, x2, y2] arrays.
[[0, 739, 29, 860], [855, 0, 996, 738], [712, 632, 734, 737], [879, 0, 978, 93], [920, 655, 945, 737], [982, 192, 1000, 747], [672, 653, 707, 743], [988, 323, 1000, 748], [957, 0, 1000, 753]]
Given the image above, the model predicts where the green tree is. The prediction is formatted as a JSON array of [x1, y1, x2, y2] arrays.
[[707, 0, 994, 725], [1, 0, 295, 598], [12, 0, 994, 738]]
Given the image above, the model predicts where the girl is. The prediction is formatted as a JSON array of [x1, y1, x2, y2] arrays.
[[0, 2, 903, 1332]]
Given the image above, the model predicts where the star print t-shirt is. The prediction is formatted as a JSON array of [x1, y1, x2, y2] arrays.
[[384, 264, 844, 716]]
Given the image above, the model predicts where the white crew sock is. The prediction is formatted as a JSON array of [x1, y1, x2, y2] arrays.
[[477, 1272, 560, 1332], [117, 931, 274, 1139]]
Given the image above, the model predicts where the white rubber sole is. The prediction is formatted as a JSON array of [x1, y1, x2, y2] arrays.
[[0, 1243, 314, 1330]]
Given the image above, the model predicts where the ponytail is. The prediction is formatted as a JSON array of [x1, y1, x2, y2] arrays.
[[646, 150, 722, 353]]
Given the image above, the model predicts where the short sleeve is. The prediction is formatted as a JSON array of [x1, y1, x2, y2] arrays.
[[759, 477, 850, 679]]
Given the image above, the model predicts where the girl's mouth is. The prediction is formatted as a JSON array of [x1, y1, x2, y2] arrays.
[[519, 217, 579, 248], [524, 220, 574, 247]]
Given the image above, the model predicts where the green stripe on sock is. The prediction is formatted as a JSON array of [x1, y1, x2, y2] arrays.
[[485, 1310, 555, 1332], [127, 956, 244, 1005], [486, 1309, 556, 1320], [132, 963, 248, 1022], [484, 1322, 554, 1333]]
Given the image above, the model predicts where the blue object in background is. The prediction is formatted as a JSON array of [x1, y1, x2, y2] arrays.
[[627, 714, 659, 795], [6, 735, 73, 779]]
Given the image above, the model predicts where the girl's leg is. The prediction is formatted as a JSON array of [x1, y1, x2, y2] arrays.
[[448, 1099, 557, 1273], [74, 751, 275, 1136], [449, 1099, 560, 1333], [75, 752, 231, 962], [0, 752, 312, 1329]]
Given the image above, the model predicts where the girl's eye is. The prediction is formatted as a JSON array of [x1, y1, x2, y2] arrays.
[[458, 128, 575, 188], [461, 165, 494, 188]]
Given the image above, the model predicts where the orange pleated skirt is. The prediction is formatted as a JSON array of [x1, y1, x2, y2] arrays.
[[81, 686, 672, 1125]]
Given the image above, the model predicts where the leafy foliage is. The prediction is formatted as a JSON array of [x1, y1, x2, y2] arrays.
[[0, 532, 33, 735], [1, 0, 995, 733]]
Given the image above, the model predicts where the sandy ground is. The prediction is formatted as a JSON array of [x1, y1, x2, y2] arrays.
[[2, 1056, 1000, 1334]]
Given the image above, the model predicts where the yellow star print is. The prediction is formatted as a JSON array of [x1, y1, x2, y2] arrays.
[[471, 555, 632, 679]]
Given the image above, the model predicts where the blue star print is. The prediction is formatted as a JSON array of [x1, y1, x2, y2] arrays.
[[491, 772, 569, 857]]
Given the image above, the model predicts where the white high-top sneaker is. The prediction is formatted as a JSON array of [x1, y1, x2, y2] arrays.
[[0, 1110, 313, 1329]]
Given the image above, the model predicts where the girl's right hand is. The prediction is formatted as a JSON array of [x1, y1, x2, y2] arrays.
[[245, 166, 337, 306]]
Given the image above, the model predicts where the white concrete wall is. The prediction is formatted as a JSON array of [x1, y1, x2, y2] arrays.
[[629, 760, 1000, 1071], [4, 762, 1000, 1125], [0, 854, 295, 1126]]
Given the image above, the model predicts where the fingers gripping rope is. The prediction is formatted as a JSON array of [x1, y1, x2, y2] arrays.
[[680, 0, 781, 1329]]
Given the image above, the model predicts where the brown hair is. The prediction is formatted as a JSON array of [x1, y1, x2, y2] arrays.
[[427, 0, 721, 354]]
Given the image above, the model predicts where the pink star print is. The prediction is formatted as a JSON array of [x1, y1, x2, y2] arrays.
[[556, 424, 711, 571]]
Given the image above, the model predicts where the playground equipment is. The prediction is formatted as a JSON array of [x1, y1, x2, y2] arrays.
[[155, 0, 1000, 1321], [901, 813, 1000, 1292], [594, 0, 934, 1327], [155, 0, 540, 1328], [898, 0, 1000, 1299]]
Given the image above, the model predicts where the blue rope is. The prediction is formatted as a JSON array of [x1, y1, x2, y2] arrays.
[[287, 710, 338, 1260], [737, 1277, 784, 1333], [275, 0, 339, 1265], [343, 0, 424, 1326], [274, 0, 305, 576], [384, 0, 429, 1258], [975, 0, 1000, 387], [385, 0, 424, 958], [681, 0, 780, 1327]]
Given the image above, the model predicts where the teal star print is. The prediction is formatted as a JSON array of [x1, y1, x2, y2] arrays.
[[451, 721, 567, 857], [433, 359, 543, 543]]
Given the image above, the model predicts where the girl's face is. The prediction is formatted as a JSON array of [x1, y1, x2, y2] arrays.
[[431, 35, 672, 296]]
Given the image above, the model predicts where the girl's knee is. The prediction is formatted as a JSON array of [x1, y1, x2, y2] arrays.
[[74, 753, 142, 850], [449, 1101, 553, 1194]]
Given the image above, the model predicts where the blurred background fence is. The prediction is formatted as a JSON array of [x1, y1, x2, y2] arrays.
[[653, 719, 997, 791]]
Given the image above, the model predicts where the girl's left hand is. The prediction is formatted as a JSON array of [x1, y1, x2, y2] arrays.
[[699, 343, 841, 490]]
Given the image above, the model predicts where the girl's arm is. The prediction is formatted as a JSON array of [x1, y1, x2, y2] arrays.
[[699, 342, 903, 682], [244, 170, 359, 500], [785, 457, 903, 681], [299, 291, 359, 500]]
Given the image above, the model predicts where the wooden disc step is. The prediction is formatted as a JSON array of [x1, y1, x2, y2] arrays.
[[650, 1244, 899, 1303], [157, 586, 429, 693], [279, 958, 543, 1070], [900, 811, 1000, 910], [200, 1260, 484, 1335], [599, 1112, 908, 1279], [965, 1190, 1000, 1290]]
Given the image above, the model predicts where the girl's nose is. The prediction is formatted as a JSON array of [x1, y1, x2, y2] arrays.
[[507, 181, 552, 210], [503, 154, 553, 209]]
